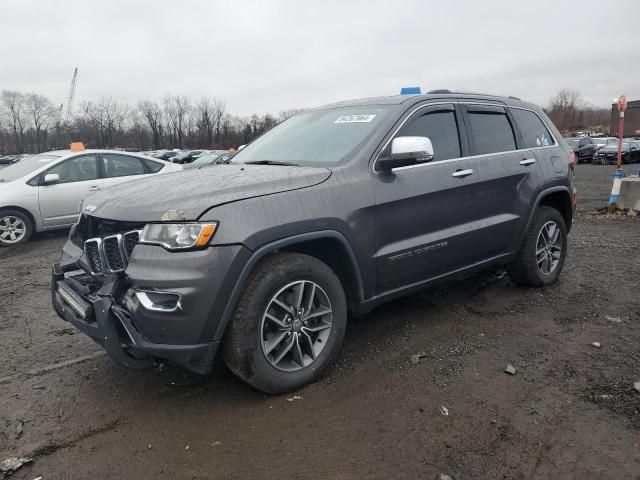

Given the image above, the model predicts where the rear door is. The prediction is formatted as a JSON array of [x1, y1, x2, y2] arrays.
[[373, 102, 484, 294], [38, 154, 102, 227], [461, 103, 544, 260]]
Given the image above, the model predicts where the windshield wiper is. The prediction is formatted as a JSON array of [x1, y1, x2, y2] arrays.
[[243, 160, 300, 167]]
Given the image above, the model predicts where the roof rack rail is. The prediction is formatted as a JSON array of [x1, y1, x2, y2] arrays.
[[427, 89, 521, 101]]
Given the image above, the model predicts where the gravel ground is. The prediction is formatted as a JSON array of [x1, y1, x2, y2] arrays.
[[1, 165, 639, 479]]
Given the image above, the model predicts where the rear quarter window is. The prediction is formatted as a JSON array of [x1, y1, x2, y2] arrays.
[[510, 108, 554, 148]]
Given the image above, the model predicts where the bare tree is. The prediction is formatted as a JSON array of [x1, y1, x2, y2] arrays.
[[163, 94, 190, 148], [138, 100, 163, 149], [212, 98, 226, 146], [25, 93, 57, 152], [196, 97, 214, 147], [1, 90, 28, 153]]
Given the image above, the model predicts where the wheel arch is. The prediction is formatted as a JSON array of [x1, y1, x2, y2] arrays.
[[213, 231, 365, 342], [0, 205, 38, 232], [537, 188, 573, 232]]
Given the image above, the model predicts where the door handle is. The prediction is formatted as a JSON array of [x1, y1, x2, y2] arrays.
[[452, 169, 474, 178], [520, 159, 536, 166], [88, 185, 101, 191]]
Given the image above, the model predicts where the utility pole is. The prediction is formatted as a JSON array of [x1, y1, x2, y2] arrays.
[[608, 95, 627, 213]]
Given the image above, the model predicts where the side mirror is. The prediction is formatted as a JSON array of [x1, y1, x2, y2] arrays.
[[377, 136, 434, 172], [43, 173, 60, 185]]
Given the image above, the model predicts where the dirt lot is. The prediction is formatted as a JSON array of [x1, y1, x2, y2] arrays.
[[1, 165, 639, 479]]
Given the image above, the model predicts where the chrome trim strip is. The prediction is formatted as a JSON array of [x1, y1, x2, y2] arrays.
[[372, 101, 559, 174], [135, 290, 183, 313]]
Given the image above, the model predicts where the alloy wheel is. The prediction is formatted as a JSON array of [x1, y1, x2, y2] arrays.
[[0, 215, 27, 244], [536, 221, 562, 275], [260, 280, 333, 372]]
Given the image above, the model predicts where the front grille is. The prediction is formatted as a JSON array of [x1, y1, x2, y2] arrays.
[[74, 215, 145, 246], [83, 229, 142, 275]]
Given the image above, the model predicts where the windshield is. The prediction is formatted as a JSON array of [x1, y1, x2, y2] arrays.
[[566, 138, 579, 146], [232, 106, 391, 166], [193, 153, 221, 165], [593, 138, 607, 145], [0, 154, 60, 182]]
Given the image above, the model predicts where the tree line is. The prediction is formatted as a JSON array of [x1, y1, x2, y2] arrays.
[[0, 90, 303, 155], [0, 88, 611, 155]]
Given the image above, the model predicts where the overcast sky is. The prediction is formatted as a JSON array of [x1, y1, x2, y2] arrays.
[[1, 0, 638, 116]]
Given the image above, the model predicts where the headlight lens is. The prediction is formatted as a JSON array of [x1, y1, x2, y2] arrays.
[[140, 222, 218, 250]]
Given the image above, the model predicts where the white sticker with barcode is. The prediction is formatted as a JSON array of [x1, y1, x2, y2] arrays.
[[334, 114, 376, 124]]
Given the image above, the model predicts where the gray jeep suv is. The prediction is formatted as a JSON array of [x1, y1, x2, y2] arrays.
[[52, 91, 576, 393]]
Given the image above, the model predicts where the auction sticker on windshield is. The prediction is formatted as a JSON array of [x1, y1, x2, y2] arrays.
[[334, 114, 376, 124]]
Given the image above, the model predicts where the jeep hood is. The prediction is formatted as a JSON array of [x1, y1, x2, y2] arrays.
[[83, 164, 331, 222]]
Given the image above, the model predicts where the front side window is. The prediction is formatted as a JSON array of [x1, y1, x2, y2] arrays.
[[102, 154, 146, 178], [394, 109, 461, 161], [468, 111, 516, 155], [46, 155, 99, 184], [510, 109, 554, 148]]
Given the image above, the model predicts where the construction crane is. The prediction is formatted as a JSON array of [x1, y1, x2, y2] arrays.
[[63, 67, 78, 124]]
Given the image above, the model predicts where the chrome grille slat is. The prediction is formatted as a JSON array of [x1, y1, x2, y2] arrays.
[[83, 229, 140, 275]]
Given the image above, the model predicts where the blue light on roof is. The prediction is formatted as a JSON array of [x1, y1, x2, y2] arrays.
[[400, 87, 421, 95]]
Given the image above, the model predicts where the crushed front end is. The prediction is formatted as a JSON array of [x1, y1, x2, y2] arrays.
[[52, 214, 250, 373]]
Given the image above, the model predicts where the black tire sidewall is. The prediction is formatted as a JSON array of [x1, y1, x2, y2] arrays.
[[0, 209, 33, 246], [227, 254, 347, 394], [527, 208, 568, 286]]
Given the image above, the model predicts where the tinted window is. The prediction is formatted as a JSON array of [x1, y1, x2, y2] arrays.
[[102, 154, 146, 178], [395, 110, 461, 161], [46, 155, 98, 184], [468, 112, 516, 155], [510, 109, 554, 148]]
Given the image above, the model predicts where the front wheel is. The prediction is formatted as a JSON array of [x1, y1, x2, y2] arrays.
[[0, 209, 33, 246], [508, 206, 567, 287], [224, 252, 347, 394]]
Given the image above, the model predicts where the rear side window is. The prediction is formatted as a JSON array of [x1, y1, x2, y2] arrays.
[[510, 109, 554, 148], [468, 111, 516, 155], [143, 159, 164, 173], [395, 109, 461, 161], [102, 154, 146, 178]]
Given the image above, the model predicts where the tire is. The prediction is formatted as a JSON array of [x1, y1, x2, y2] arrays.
[[0, 209, 33, 246], [508, 206, 567, 287], [224, 252, 347, 394]]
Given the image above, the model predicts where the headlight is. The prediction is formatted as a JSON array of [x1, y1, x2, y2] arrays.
[[139, 222, 218, 250]]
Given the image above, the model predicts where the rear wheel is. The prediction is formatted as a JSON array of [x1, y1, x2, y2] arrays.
[[508, 206, 567, 287], [0, 209, 33, 246], [224, 252, 347, 394]]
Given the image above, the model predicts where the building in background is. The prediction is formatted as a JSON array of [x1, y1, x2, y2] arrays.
[[610, 100, 640, 137]]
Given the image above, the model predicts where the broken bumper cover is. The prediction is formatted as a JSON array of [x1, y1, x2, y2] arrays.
[[52, 265, 217, 372], [51, 240, 251, 374]]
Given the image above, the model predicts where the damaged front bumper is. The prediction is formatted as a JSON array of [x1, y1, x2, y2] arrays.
[[52, 264, 219, 372], [51, 232, 251, 374]]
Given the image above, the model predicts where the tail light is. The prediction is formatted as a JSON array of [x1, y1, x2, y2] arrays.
[[569, 151, 576, 169]]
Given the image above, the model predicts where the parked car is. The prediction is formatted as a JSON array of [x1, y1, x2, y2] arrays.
[[154, 150, 182, 161], [594, 141, 639, 164], [168, 150, 207, 164], [592, 137, 618, 151], [0, 154, 21, 165], [183, 151, 231, 169], [0, 148, 182, 245], [565, 136, 596, 163], [52, 91, 575, 393]]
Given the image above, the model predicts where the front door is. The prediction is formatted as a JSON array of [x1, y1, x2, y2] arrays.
[[38, 154, 102, 227], [373, 103, 482, 294]]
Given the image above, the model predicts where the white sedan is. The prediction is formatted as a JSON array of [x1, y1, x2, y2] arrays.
[[0, 148, 182, 246]]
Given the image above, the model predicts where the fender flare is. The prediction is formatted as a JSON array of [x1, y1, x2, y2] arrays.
[[519, 186, 573, 245], [213, 230, 364, 342]]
